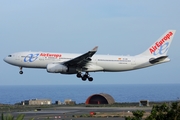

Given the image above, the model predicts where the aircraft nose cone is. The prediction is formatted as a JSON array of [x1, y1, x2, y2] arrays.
[[3, 57, 9, 63], [3, 57, 7, 62]]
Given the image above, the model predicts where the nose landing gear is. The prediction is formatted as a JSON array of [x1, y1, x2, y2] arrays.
[[19, 67, 23, 74]]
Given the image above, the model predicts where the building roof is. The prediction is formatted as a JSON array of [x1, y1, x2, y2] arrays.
[[85, 93, 115, 104]]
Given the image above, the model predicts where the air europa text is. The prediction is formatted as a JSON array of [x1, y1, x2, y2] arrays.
[[40, 53, 62, 58], [150, 32, 173, 54]]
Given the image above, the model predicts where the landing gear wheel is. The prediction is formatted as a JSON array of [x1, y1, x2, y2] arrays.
[[88, 77, 93, 82], [76, 73, 82, 78], [19, 71, 23, 74], [83, 74, 88, 78], [82, 76, 87, 81]]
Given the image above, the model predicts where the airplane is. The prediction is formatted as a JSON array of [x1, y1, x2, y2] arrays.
[[4, 30, 176, 82]]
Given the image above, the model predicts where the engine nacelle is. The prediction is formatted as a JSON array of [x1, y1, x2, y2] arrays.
[[46, 63, 68, 73]]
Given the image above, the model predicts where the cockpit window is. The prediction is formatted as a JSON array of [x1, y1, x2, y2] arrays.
[[8, 55, 12, 57]]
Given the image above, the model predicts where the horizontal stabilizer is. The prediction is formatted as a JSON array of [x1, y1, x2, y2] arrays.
[[149, 56, 168, 64]]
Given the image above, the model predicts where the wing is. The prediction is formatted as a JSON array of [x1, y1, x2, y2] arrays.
[[63, 46, 98, 68]]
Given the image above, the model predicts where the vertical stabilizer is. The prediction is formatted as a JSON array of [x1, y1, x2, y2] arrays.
[[139, 30, 176, 57]]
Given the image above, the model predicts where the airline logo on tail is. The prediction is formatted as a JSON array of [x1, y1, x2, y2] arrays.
[[149, 31, 173, 55]]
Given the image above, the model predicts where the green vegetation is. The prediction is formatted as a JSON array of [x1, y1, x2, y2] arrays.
[[1, 113, 25, 120], [125, 102, 180, 120], [125, 110, 145, 120], [146, 102, 180, 120]]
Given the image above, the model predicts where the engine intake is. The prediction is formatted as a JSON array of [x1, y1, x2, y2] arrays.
[[47, 63, 68, 73]]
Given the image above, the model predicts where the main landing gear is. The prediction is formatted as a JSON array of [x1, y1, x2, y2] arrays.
[[76, 72, 93, 82], [19, 67, 23, 74]]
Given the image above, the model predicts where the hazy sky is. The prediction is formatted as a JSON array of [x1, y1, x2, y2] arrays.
[[1, 0, 180, 85]]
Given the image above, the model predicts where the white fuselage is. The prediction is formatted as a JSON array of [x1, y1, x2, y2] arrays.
[[3, 51, 170, 74]]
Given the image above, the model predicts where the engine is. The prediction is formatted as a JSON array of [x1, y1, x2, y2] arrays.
[[46, 63, 68, 73]]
